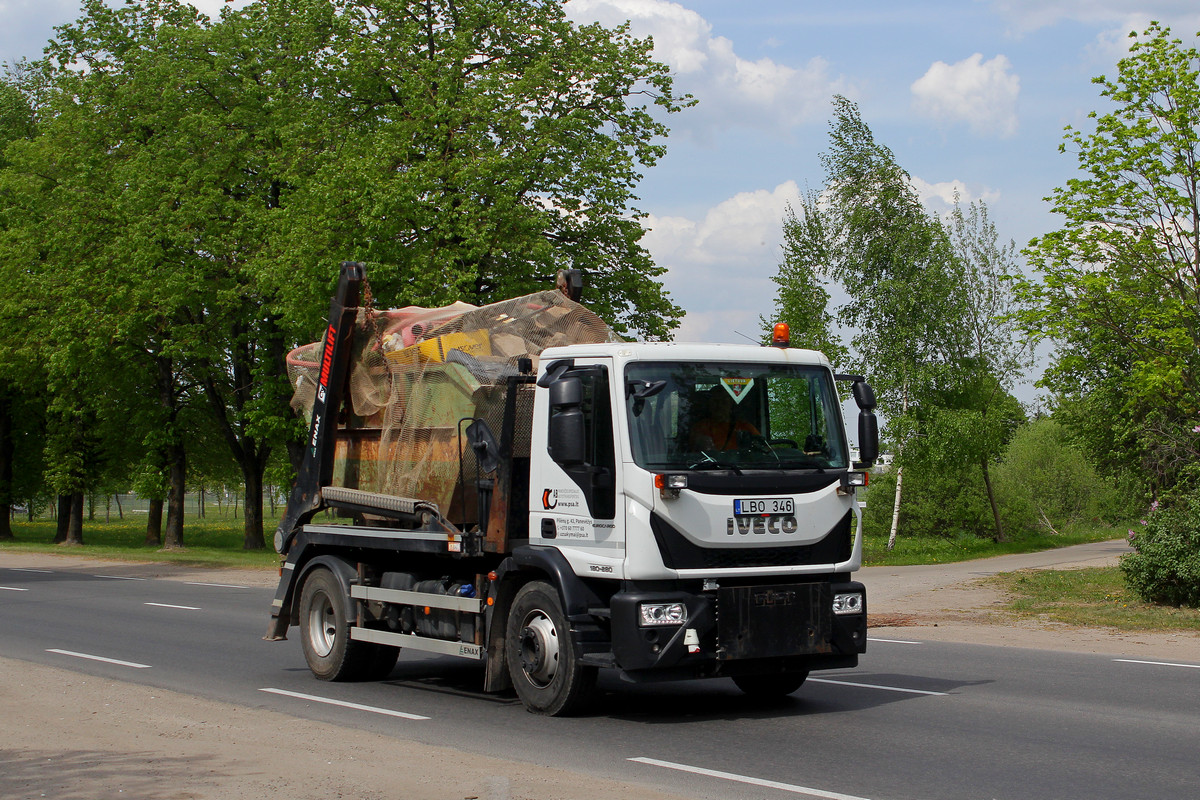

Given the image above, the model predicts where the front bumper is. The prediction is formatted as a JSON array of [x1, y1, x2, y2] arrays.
[[608, 580, 866, 677]]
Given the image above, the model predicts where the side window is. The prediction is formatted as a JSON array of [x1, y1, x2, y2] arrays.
[[548, 366, 616, 519]]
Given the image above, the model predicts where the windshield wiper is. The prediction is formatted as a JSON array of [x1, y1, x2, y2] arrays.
[[687, 455, 743, 474]]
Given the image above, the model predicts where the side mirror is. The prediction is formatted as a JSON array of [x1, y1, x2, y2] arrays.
[[852, 380, 876, 411], [548, 376, 585, 466], [858, 411, 879, 467]]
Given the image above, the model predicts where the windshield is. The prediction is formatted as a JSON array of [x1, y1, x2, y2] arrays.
[[625, 361, 849, 471]]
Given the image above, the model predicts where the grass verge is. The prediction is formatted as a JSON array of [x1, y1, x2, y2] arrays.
[[861, 523, 1128, 567], [0, 518, 281, 571], [986, 566, 1200, 634]]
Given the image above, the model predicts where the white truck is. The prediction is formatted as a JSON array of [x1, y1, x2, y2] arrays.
[[265, 263, 878, 715]]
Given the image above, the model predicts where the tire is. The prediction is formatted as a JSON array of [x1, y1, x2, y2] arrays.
[[732, 670, 809, 698], [298, 567, 397, 681], [505, 581, 597, 716]]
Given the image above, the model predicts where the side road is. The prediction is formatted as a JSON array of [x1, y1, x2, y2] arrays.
[[862, 538, 1200, 662]]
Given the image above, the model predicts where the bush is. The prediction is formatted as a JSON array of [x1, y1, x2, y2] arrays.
[[992, 419, 1132, 535], [1120, 494, 1200, 608]]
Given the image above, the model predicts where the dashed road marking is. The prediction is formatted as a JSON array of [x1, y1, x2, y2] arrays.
[[46, 649, 152, 669], [808, 677, 948, 696], [1114, 658, 1200, 670], [259, 688, 430, 720], [629, 757, 871, 800], [145, 602, 201, 610]]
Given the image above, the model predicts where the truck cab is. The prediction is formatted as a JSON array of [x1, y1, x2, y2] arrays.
[[525, 344, 871, 697]]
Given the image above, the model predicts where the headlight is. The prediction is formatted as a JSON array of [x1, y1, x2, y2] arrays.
[[639, 602, 688, 627], [833, 592, 863, 615]]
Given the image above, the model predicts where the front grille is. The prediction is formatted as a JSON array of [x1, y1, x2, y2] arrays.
[[650, 511, 851, 570]]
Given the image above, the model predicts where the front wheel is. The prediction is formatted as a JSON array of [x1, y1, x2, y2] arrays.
[[505, 581, 596, 716], [732, 670, 808, 698]]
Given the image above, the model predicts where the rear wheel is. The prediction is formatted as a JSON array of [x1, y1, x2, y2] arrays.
[[505, 581, 596, 716], [298, 567, 397, 681], [732, 670, 808, 698]]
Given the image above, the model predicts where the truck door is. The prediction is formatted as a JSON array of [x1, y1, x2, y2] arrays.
[[530, 358, 625, 578]]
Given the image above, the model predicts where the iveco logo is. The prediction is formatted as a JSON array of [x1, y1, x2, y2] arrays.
[[727, 516, 800, 535], [754, 590, 796, 607]]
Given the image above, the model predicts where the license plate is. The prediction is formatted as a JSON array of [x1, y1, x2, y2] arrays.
[[733, 497, 794, 516]]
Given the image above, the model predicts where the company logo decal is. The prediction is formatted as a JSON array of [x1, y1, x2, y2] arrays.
[[727, 516, 800, 535], [542, 489, 558, 510]]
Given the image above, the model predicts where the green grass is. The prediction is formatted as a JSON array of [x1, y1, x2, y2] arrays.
[[987, 567, 1200, 634], [861, 523, 1128, 567], [0, 517, 282, 572]]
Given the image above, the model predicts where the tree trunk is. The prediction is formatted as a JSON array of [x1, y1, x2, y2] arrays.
[[198, 487, 205, 519], [54, 494, 71, 543], [64, 492, 84, 546], [145, 498, 163, 546], [243, 470, 265, 550], [886, 465, 904, 551], [115, 493, 123, 520], [981, 455, 1004, 542], [886, 388, 909, 551], [163, 445, 186, 549]]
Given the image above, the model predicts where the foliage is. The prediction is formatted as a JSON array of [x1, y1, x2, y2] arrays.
[[789, 96, 962, 408], [1017, 23, 1200, 502], [773, 98, 1029, 545], [991, 417, 1134, 534], [767, 188, 848, 363], [1121, 493, 1200, 608], [0, 0, 689, 548]]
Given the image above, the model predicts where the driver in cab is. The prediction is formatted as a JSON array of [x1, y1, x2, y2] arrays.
[[689, 386, 759, 451]]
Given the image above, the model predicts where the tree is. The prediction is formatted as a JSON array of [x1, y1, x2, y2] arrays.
[[916, 199, 1032, 541], [768, 187, 848, 363], [0, 68, 43, 541], [1018, 23, 1200, 502], [5, 0, 688, 550], [773, 96, 964, 548]]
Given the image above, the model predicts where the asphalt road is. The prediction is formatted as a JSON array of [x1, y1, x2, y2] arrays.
[[2, 561, 1198, 800]]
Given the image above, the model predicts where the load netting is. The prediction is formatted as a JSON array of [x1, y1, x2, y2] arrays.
[[287, 289, 621, 525]]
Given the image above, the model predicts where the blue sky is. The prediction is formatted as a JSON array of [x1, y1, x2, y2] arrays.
[[4, 0, 1199, 377]]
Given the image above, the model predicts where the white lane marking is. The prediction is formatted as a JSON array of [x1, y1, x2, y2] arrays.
[[1, 586, 30, 591], [808, 677, 948, 696], [145, 602, 201, 611], [9, 568, 52, 573], [1114, 658, 1200, 670], [867, 637, 922, 644], [184, 581, 249, 589], [46, 649, 152, 669], [629, 757, 870, 800], [259, 688, 430, 720], [94, 575, 147, 581]]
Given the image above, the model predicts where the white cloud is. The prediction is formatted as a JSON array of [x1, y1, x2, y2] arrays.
[[990, 2, 1200, 64], [991, 1, 1200, 33], [909, 176, 1000, 215], [641, 182, 800, 342], [911, 53, 1020, 138], [644, 176, 1003, 343], [566, 0, 848, 137]]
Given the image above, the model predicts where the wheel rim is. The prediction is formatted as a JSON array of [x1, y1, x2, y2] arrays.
[[517, 609, 560, 687], [306, 590, 337, 658]]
